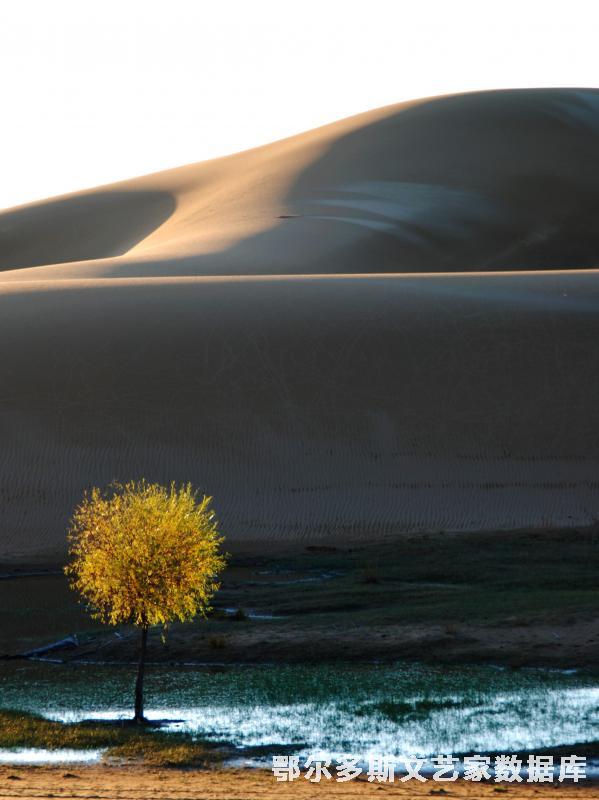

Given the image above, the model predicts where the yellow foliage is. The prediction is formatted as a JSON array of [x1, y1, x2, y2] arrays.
[[65, 481, 227, 628]]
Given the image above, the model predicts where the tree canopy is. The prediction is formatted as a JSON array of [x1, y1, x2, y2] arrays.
[[65, 480, 227, 628]]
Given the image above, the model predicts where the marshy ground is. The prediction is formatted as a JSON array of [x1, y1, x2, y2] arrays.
[[1, 529, 598, 796], [2, 528, 598, 669]]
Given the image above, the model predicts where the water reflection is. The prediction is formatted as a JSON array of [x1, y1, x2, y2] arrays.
[[0, 748, 102, 764]]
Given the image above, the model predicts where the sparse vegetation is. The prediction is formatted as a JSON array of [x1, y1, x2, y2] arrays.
[[0, 710, 220, 767], [2, 528, 597, 669]]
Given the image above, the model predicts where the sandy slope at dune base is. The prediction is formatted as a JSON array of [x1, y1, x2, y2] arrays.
[[2, 89, 599, 561], [1, 271, 599, 562]]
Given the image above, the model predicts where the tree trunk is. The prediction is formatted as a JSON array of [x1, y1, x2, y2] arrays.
[[134, 626, 148, 724]]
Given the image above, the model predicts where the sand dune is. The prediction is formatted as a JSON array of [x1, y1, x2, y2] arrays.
[[2, 89, 599, 562], [5, 88, 599, 280]]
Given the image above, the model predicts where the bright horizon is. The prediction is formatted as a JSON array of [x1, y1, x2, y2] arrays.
[[2, 0, 599, 210]]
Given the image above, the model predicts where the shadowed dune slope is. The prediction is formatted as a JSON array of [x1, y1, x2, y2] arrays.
[[0, 191, 176, 270], [1, 273, 599, 562], [2, 89, 599, 561]]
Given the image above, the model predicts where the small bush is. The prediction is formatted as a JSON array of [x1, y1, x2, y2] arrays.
[[361, 568, 381, 585]]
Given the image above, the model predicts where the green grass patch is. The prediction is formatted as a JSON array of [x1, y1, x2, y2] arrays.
[[0, 710, 220, 767], [357, 698, 472, 722]]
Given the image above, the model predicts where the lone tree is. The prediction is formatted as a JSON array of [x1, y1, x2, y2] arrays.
[[65, 480, 226, 724]]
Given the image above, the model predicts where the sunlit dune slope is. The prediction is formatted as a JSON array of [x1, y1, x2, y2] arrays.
[[2, 89, 599, 562], [3, 88, 599, 278]]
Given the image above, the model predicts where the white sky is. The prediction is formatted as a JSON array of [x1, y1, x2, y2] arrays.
[[2, 0, 599, 210]]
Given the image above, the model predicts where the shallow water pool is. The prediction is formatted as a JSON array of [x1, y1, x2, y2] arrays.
[[0, 660, 597, 762]]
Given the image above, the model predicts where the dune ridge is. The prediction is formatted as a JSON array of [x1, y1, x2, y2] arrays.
[[2, 89, 599, 562]]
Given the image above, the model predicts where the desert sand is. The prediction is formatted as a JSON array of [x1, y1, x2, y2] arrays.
[[0, 765, 597, 800], [2, 89, 599, 562]]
